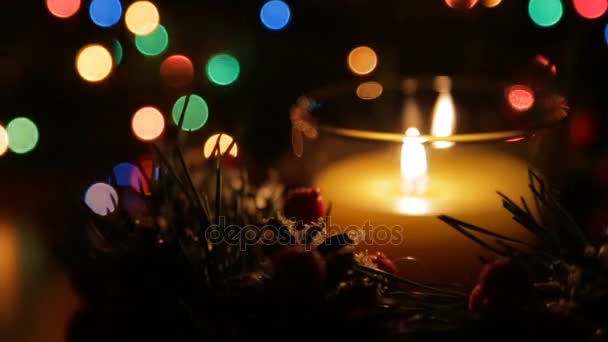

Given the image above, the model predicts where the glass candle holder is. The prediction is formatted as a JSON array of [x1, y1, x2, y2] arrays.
[[288, 74, 568, 284]]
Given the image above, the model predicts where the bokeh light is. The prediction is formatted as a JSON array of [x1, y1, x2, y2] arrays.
[[603, 22, 608, 45], [132, 106, 165, 141], [112, 39, 123, 65], [569, 112, 596, 147], [89, 0, 122, 27], [506, 136, 526, 143], [203, 133, 238, 159], [172, 95, 209, 131], [260, 0, 291, 30], [206, 53, 240, 86], [482, 0, 502, 7], [535, 54, 550, 66], [76, 44, 113, 82], [112, 162, 149, 194], [534, 54, 557, 75], [356, 81, 383, 100], [445, 0, 478, 9], [135, 24, 169, 56], [125, 1, 160, 36], [573, 0, 608, 19], [7, 117, 39, 154], [84, 183, 118, 216], [47, 0, 81, 19], [528, 0, 563, 27], [506, 85, 535, 112], [138, 154, 156, 180], [0, 125, 8, 157], [160, 55, 194, 88], [347, 46, 378, 76]]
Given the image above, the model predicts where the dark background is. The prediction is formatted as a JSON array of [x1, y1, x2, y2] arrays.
[[1, 0, 608, 340]]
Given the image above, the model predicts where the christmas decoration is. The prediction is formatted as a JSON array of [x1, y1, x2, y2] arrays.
[[367, 252, 398, 274], [469, 258, 532, 317], [282, 187, 327, 225], [68, 124, 608, 342]]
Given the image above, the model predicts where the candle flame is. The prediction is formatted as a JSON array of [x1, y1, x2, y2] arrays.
[[400, 127, 428, 196], [430, 82, 456, 149]]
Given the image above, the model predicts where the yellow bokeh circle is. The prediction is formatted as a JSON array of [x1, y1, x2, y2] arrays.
[[132, 106, 165, 141], [76, 44, 113, 82], [125, 1, 160, 36], [203, 133, 238, 159], [0, 125, 8, 156], [347, 46, 378, 76]]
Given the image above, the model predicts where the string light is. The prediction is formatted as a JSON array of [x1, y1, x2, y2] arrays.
[[47, 0, 81, 19], [482, 0, 502, 7], [356, 81, 383, 100], [534, 54, 557, 75], [112, 162, 148, 194], [125, 1, 159, 35], [0, 125, 8, 157], [76, 44, 113, 82], [347, 46, 378, 76], [112, 39, 123, 65], [506, 136, 526, 143], [203, 133, 238, 159], [206, 53, 240, 86], [7, 117, 39, 154], [160, 55, 194, 88], [89, 0, 122, 27], [84, 182, 118, 216], [172, 95, 209, 131], [138, 154, 156, 180], [445, 0, 478, 9], [260, 0, 291, 31], [135, 24, 169, 56], [573, 0, 608, 19], [506, 85, 535, 112], [131, 106, 165, 141], [528, 0, 563, 28]]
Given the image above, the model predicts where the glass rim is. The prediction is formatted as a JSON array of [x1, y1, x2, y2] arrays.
[[290, 74, 568, 153]]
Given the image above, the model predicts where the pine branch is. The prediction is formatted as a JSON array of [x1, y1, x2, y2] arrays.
[[436, 215, 508, 256], [353, 265, 469, 297]]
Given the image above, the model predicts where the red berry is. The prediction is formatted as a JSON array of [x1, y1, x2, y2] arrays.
[[283, 187, 326, 225], [477, 258, 532, 316], [368, 252, 398, 274]]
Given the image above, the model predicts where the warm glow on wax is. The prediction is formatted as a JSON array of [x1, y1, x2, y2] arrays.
[[430, 77, 456, 149], [400, 127, 428, 196]]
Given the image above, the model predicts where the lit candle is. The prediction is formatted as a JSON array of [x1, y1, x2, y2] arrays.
[[314, 93, 535, 285]]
